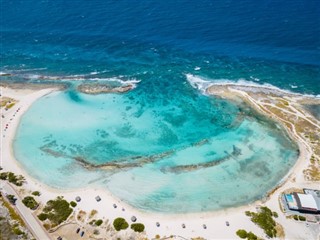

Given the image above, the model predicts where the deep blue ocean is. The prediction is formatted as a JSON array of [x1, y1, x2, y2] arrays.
[[1, 0, 319, 94], [2, 1, 320, 213]]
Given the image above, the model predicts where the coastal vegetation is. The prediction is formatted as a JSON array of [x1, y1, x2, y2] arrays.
[[22, 196, 38, 210], [246, 232, 258, 240], [32, 191, 41, 196], [0, 172, 25, 186], [95, 219, 103, 226], [38, 213, 48, 221], [89, 219, 103, 226], [38, 196, 73, 227], [0, 97, 16, 109], [236, 229, 248, 239], [303, 155, 320, 181], [293, 215, 306, 221], [1, 196, 25, 227], [236, 229, 258, 240], [245, 206, 278, 238], [113, 217, 129, 231], [76, 210, 86, 222], [0, 195, 33, 239], [5, 102, 15, 110], [89, 209, 97, 218], [70, 201, 77, 207], [131, 223, 145, 233]]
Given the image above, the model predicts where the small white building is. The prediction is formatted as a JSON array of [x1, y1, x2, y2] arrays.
[[295, 193, 319, 212], [285, 190, 320, 213]]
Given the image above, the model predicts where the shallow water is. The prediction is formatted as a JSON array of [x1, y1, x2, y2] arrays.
[[3, 0, 317, 213], [14, 87, 298, 213]]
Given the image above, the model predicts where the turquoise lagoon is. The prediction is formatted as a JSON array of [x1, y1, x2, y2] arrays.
[[14, 81, 299, 213], [3, 0, 317, 214]]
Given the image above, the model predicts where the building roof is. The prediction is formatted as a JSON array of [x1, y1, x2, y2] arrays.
[[297, 193, 319, 211]]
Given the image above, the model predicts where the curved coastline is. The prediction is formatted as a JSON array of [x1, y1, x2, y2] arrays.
[[1, 82, 319, 239], [12, 83, 300, 212]]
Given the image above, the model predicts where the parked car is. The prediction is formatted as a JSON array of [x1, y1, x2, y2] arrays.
[[6, 194, 17, 205]]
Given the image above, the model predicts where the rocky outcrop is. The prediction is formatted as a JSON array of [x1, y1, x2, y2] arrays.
[[77, 84, 134, 94]]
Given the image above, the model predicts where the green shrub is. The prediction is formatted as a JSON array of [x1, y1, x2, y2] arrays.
[[236, 229, 248, 239], [293, 215, 299, 221], [131, 223, 145, 233], [70, 201, 77, 208], [273, 212, 278, 218], [32, 191, 40, 196], [43, 223, 50, 230], [0, 172, 8, 180], [42, 196, 73, 225], [298, 215, 306, 221], [7, 172, 24, 186], [95, 219, 103, 226], [247, 232, 258, 240], [113, 218, 129, 231], [22, 196, 38, 210], [38, 213, 48, 221], [0, 172, 24, 186], [245, 211, 252, 216], [248, 206, 277, 238], [2, 199, 24, 226], [6, 102, 15, 109], [12, 227, 24, 235]]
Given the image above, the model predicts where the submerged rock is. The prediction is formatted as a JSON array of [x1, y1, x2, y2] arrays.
[[77, 83, 133, 94]]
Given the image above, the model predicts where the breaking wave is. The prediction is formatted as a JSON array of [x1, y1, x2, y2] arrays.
[[186, 74, 320, 99], [2, 71, 141, 88]]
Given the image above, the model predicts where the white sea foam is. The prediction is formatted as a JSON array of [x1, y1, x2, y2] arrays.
[[16, 72, 141, 88], [13, 68, 47, 72], [90, 71, 99, 75], [186, 74, 213, 95], [89, 70, 109, 75], [86, 77, 141, 88], [249, 76, 260, 82], [194, 66, 201, 71], [24, 74, 44, 79], [186, 74, 320, 99]]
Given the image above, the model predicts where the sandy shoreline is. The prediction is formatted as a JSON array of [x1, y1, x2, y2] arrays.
[[1, 85, 319, 239]]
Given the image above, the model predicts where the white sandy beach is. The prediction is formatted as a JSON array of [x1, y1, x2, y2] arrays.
[[1, 85, 319, 240]]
